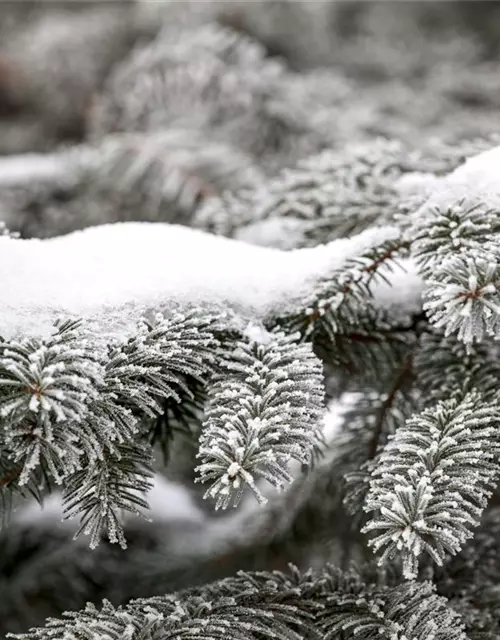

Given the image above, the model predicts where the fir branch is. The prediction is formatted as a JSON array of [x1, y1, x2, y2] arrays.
[[433, 508, 500, 639], [66, 131, 261, 233], [195, 139, 413, 246], [311, 244, 408, 337], [14, 568, 321, 640], [415, 332, 500, 403], [315, 314, 421, 386], [62, 442, 154, 550], [304, 238, 409, 331], [90, 22, 323, 168], [144, 376, 206, 466], [340, 357, 416, 524], [99, 311, 220, 420], [435, 507, 500, 601], [0, 456, 20, 529], [341, 386, 419, 522], [60, 311, 222, 545], [411, 197, 500, 343], [0, 311, 224, 546], [364, 392, 500, 579], [13, 565, 467, 640], [196, 331, 325, 509], [423, 257, 500, 344], [411, 198, 500, 275], [0, 319, 102, 485], [198, 138, 448, 249], [272, 230, 409, 342], [318, 579, 467, 640], [0, 318, 101, 427]]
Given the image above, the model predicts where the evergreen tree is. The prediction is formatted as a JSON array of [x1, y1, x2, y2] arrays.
[[2, 2, 500, 639]]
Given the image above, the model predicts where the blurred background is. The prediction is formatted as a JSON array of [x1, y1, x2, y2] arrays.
[[1, 1, 500, 157], [1, 1, 500, 637]]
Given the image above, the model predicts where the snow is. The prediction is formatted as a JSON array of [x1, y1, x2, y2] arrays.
[[15, 473, 205, 527], [140, 474, 205, 523], [449, 144, 500, 190], [7, 142, 497, 342], [371, 258, 423, 319], [0, 221, 404, 339], [243, 321, 273, 345], [422, 144, 500, 210], [8, 140, 497, 341], [395, 172, 442, 199], [322, 393, 359, 444], [0, 153, 66, 186], [15, 492, 68, 527], [235, 217, 308, 249], [12, 470, 264, 560]]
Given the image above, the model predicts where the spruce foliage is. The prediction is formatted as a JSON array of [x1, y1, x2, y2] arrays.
[[3, 3, 500, 639]]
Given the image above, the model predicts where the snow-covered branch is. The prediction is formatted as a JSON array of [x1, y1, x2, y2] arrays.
[[0, 222, 422, 340]]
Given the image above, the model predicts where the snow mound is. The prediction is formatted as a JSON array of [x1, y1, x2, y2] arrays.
[[0, 221, 402, 339], [0, 153, 66, 186], [423, 144, 500, 209]]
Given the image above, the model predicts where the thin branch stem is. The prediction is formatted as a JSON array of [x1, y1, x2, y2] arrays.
[[368, 354, 413, 460], [0, 465, 21, 488], [306, 240, 410, 326]]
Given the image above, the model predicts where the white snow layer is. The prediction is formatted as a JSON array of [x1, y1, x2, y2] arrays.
[[15, 473, 205, 527], [7, 137, 498, 340], [0, 153, 67, 186], [0, 221, 409, 339], [450, 143, 500, 191], [322, 393, 359, 443], [424, 143, 500, 209]]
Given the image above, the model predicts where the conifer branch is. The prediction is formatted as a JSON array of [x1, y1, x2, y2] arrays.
[[196, 331, 325, 509], [272, 230, 409, 347], [415, 332, 500, 403], [63, 442, 154, 550], [0, 311, 225, 546], [364, 393, 500, 578], [411, 198, 500, 343], [4, 10, 500, 636], [14, 565, 467, 640], [304, 237, 410, 331]]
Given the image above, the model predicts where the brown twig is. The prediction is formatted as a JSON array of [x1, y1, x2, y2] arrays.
[[0, 465, 21, 489], [367, 354, 413, 460], [456, 278, 500, 300]]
